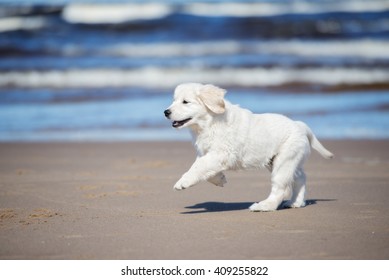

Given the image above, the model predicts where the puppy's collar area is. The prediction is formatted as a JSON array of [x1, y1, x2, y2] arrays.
[[172, 118, 192, 128]]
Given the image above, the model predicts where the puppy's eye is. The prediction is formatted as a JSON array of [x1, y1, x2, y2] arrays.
[[182, 100, 189, 104]]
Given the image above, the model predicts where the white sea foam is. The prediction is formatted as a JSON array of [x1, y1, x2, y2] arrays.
[[62, 3, 172, 24], [101, 40, 389, 60], [254, 40, 389, 59], [0, 16, 47, 32], [60, 1, 389, 24], [1, 67, 388, 88], [184, 0, 389, 17]]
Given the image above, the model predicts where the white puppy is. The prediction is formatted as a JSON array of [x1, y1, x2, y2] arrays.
[[164, 83, 333, 211]]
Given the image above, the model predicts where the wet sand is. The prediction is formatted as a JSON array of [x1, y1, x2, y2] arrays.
[[0, 141, 388, 259]]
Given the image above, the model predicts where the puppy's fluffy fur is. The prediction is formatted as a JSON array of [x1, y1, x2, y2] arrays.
[[164, 83, 333, 211]]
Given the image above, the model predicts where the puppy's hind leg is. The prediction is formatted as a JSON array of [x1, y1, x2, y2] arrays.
[[249, 171, 291, 212], [283, 168, 306, 208], [250, 146, 305, 212]]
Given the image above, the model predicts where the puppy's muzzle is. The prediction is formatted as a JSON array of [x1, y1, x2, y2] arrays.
[[164, 109, 171, 118]]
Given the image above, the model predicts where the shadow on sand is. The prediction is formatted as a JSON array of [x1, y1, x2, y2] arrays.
[[181, 199, 337, 214]]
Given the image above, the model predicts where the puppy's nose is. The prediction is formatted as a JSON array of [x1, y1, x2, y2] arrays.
[[164, 109, 171, 118]]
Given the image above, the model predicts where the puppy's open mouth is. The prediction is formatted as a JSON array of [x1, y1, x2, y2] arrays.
[[172, 118, 192, 128]]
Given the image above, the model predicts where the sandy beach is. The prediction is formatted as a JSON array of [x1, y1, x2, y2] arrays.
[[0, 140, 388, 260]]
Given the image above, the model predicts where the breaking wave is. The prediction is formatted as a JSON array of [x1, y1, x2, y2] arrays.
[[1, 67, 389, 89], [62, 3, 172, 24], [100, 40, 389, 60], [184, 1, 389, 18], [59, 1, 389, 24]]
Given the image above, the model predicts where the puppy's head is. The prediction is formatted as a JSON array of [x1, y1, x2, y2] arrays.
[[164, 83, 226, 129]]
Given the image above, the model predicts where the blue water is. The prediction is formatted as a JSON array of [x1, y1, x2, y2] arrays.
[[0, 0, 389, 141]]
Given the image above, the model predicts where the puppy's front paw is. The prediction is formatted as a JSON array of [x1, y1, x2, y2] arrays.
[[173, 178, 190, 191], [173, 182, 185, 191], [208, 172, 227, 187]]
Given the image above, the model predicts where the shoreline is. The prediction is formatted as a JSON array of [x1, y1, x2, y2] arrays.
[[0, 140, 388, 259]]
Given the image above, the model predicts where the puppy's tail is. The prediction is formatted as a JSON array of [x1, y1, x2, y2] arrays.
[[296, 121, 334, 159]]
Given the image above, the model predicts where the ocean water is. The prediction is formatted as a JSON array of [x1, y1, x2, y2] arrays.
[[0, 0, 389, 141]]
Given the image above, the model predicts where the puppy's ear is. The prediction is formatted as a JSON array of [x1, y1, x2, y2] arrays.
[[198, 84, 226, 114]]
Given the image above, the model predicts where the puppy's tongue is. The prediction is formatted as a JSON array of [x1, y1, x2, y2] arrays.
[[172, 118, 191, 128]]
